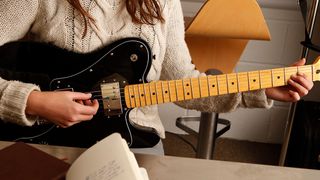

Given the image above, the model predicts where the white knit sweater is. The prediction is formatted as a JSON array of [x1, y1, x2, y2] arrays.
[[0, 0, 272, 138]]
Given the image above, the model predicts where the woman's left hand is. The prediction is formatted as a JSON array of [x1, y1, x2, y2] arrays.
[[265, 58, 314, 102]]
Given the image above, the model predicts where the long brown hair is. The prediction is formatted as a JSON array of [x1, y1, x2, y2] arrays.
[[67, 0, 164, 37]]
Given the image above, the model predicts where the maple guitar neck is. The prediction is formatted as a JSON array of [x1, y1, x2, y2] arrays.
[[124, 57, 320, 108]]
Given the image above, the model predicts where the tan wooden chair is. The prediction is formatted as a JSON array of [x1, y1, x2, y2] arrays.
[[176, 0, 271, 159]]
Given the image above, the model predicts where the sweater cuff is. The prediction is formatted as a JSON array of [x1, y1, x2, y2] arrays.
[[242, 89, 273, 109], [0, 81, 40, 126]]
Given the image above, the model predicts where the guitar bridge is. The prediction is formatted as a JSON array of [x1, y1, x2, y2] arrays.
[[100, 82, 123, 117]]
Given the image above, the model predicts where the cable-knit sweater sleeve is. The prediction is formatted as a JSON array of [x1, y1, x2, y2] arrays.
[[0, 0, 40, 125], [160, 0, 273, 113]]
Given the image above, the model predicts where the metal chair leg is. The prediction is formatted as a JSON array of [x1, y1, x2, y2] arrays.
[[176, 112, 231, 159]]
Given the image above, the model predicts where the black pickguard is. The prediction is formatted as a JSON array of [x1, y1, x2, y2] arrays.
[[0, 37, 159, 148]]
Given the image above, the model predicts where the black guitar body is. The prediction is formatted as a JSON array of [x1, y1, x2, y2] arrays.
[[0, 38, 160, 148]]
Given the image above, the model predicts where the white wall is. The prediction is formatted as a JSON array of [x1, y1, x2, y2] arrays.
[[159, 0, 306, 144]]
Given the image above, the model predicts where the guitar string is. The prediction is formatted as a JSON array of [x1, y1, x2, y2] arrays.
[[83, 67, 308, 102]]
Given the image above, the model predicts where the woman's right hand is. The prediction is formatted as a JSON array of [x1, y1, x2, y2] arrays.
[[26, 91, 99, 128]]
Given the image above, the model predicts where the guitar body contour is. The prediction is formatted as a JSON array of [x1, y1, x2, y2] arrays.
[[0, 37, 160, 148]]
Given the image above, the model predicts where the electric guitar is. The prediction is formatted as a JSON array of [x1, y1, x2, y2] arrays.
[[0, 37, 319, 148]]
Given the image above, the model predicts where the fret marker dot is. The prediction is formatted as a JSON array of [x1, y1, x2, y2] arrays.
[[253, 79, 256, 82], [212, 85, 215, 87], [186, 84, 189, 86], [165, 91, 168, 94], [141, 94, 144, 97], [231, 82, 234, 85], [277, 76, 280, 79], [187, 92, 190, 95], [152, 92, 156, 95], [131, 95, 134, 98]]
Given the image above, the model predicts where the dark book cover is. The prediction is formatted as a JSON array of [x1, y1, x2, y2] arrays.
[[0, 142, 70, 180]]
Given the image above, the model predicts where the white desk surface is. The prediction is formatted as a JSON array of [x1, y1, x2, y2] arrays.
[[1, 141, 319, 180]]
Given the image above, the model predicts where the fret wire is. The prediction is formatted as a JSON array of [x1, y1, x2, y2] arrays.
[[171, 80, 176, 102], [154, 82, 159, 105], [182, 79, 186, 100], [135, 85, 141, 107], [247, 71, 250, 90], [149, 82, 154, 105], [282, 67, 286, 85], [168, 81, 172, 102], [198, 77, 202, 97], [161, 81, 165, 103], [207, 76, 210, 96], [175, 80, 180, 101], [236, 73, 240, 93], [312, 64, 314, 81], [189, 78, 193, 99], [271, 69, 274, 87], [130, 85, 136, 108], [190, 78, 194, 99], [284, 67, 287, 85], [126, 87, 131, 108], [174, 80, 178, 101], [137, 84, 141, 107], [176, 80, 183, 101], [206, 75, 210, 96], [258, 70, 261, 89], [143, 83, 147, 105], [168, 81, 174, 102], [165, 81, 169, 102], [226, 74, 229, 94], [215, 75, 219, 95]]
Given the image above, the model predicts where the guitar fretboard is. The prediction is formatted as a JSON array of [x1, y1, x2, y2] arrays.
[[124, 65, 315, 108]]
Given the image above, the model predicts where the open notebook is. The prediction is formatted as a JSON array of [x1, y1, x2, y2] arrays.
[[66, 133, 148, 180], [0, 133, 148, 180]]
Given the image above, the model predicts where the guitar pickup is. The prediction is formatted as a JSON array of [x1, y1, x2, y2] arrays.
[[100, 82, 123, 117]]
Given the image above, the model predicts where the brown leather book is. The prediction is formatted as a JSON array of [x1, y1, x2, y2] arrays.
[[0, 142, 70, 180]]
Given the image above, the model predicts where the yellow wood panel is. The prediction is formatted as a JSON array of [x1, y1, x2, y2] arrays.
[[186, 0, 270, 40], [186, 37, 248, 73]]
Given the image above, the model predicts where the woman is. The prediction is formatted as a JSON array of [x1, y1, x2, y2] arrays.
[[0, 0, 313, 152]]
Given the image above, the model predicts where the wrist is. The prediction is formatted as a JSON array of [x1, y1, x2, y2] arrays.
[[25, 91, 42, 116]]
